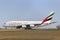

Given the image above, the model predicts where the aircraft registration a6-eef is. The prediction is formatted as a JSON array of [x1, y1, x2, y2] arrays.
[[4, 11, 55, 29]]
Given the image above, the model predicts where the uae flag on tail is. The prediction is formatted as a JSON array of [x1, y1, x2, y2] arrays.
[[41, 11, 55, 25]]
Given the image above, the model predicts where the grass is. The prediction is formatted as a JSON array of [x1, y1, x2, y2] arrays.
[[0, 29, 59, 40]]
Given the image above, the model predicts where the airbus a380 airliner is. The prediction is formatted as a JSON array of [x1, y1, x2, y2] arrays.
[[4, 11, 55, 29]]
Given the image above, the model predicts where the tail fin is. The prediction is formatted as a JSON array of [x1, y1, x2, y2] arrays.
[[41, 11, 55, 25]]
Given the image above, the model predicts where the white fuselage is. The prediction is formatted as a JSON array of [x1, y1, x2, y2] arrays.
[[4, 21, 51, 27]]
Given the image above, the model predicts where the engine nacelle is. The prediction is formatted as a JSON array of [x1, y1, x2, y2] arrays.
[[16, 26, 22, 29], [16, 25, 34, 29], [30, 24, 34, 27]]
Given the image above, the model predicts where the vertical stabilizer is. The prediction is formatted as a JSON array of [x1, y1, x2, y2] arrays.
[[41, 11, 55, 25]]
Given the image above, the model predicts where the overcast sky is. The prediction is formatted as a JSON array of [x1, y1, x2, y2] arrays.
[[0, 0, 60, 28]]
